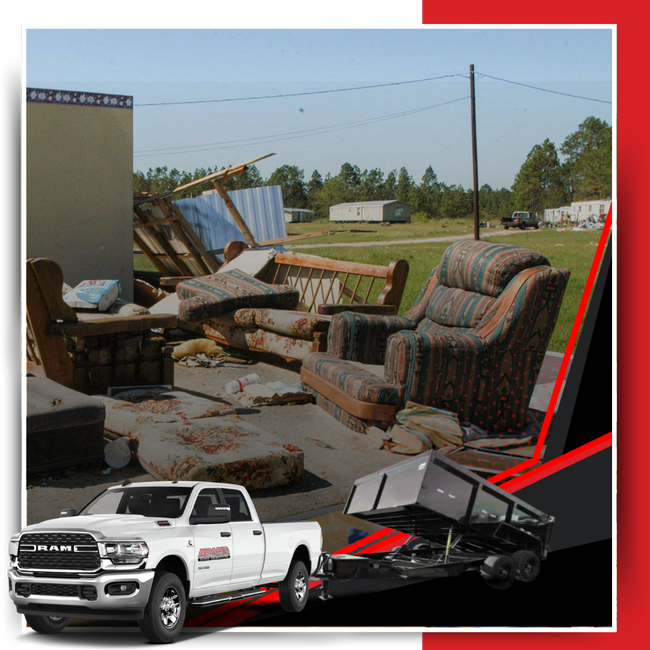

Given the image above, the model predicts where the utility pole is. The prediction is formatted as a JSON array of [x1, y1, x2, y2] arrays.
[[470, 64, 480, 241]]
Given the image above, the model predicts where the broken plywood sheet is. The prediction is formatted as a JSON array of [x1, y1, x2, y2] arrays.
[[95, 388, 303, 489], [217, 248, 278, 278]]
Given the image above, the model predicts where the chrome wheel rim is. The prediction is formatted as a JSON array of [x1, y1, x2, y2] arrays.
[[294, 570, 307, 602], [159, 586, 181, 628]]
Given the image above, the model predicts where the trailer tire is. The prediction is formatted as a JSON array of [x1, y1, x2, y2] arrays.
[[25, 615, 70, 634], [138, 571, 186, 644], [512, 550, 541, 582], [278, 559, 309, 613], [480, 555, 516, 590]]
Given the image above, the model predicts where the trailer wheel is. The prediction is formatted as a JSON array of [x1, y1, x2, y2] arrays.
[[25, 615, 70, 634], [278, 560, 309, 613], [480, 555, 516, 590], [138, 571, 186, 644], [512, 550, 541, 582]]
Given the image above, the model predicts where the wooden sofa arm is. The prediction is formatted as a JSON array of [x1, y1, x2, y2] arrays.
[[317, 303, 398, 316], [48, 314, 178, 337]]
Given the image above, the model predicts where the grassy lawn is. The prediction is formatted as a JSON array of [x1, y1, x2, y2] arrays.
[[285, 218, 477, 245], [294, 229, 605, 353]]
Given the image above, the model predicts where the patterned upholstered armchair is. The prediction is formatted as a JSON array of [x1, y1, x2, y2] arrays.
[[301, 240, 570, 434]]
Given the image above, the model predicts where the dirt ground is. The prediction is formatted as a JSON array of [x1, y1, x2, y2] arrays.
[[26, 356, 402, 534]]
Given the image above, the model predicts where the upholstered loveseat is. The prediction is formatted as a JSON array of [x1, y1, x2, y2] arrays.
[[301, 240, 570, 434]]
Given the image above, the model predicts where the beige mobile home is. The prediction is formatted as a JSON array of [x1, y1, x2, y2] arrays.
[[329, 200, 411, 223]]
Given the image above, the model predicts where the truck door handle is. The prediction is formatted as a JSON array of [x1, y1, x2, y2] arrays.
[[253, 530, 263, 536], [220, 532, 231, 537]]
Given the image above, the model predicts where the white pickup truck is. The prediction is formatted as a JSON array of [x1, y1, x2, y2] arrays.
[[7, 480, 322, 643]]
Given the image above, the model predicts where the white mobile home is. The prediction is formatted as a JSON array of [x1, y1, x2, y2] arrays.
[[569, 199, 611, 222], [284, 208, 316, 223], [544, 206, 571, 223], [329, 200, 411, 223]]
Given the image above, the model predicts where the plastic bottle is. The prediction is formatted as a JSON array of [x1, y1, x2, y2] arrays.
[[225, 373, 261, 394]]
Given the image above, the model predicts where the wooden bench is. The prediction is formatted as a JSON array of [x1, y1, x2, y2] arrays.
[[193, 242, 410, 361]]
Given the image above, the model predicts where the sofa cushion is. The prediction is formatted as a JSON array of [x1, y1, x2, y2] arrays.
[[176, 269, 299, 322], [438, 240, 549, 297], [236, 308, 332, 340], [424, 283, 496, 328], [303, 353, 399, 405]]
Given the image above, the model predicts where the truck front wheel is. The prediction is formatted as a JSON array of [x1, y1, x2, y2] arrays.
[[139, 571, 186, 644], [25, 615, 70, 634], [278, 560, 309, 613]]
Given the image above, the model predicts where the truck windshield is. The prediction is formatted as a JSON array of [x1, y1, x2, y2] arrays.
[[80, 486, 193, 518]]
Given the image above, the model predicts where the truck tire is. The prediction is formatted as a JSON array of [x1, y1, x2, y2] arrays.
[[519, 223, 526, 230], [512, 550, 541, 582], [535, 223, 540, 229], [504, 225, 509, 230], [25, 615, 70, 634], [278, 559, 309, 613], [139, 571, 186, 644], [480, 555, 516, 590]]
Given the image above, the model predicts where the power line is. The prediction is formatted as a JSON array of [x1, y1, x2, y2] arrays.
[[478, 72, 612, 105], [134, 73, 464, 107], [134, 96, 469, 158]]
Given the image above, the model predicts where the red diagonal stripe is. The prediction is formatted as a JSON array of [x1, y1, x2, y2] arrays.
[[500, 432, 612, 493], [489, 207, 612, 484]]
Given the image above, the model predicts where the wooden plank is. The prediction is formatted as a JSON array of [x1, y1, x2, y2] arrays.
[[172, 153, 276, 193], [50, 314, 177, 337], [213, 180, 258, 246], [257, 231, 332, 246], [274, 252, 390, 278], [133, 204, 194, 276]]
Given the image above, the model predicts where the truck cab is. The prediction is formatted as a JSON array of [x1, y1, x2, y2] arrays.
[[8, 480, 321, 643]]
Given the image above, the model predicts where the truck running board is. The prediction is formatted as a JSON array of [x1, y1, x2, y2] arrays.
[[189, 588, 268, 608]]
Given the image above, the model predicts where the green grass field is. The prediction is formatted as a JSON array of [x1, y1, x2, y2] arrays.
[[134, 228, 605, 353], [285, 218, 476, 244], [294, 229, 604, 353]]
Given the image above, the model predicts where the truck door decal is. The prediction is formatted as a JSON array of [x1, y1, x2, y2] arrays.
[[198, 546, 231, 561]]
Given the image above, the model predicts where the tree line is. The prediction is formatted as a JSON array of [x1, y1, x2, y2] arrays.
[[134, 116, 611, 220]]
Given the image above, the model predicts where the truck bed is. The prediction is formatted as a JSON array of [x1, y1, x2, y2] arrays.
[[343, 451, 553, 558]]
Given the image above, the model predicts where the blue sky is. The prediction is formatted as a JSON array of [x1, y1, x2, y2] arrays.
[[26, 28, 613, 189]]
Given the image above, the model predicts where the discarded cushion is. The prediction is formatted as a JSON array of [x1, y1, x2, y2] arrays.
[[95, 388, 303, 489], [27, 377, 105, 472], [176, 269, 299, 322], [235, 308, 332, 339]]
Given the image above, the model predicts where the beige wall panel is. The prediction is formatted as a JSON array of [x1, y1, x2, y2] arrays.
[[27, 101, 134, 300]]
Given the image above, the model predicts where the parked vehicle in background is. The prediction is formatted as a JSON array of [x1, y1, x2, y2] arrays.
[[501, 212, 541, 230]]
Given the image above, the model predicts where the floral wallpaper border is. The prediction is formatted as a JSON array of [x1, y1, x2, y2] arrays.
[[26, 88, 133, 109]]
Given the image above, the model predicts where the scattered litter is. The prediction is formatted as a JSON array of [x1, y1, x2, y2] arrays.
[[63, 279, 120, 311], [554, 243, 564, 247], [225, 373, 261, 394], [104, 437, 132, 468], [102, 467, 113, 475], [236, 381, 312, 407], [172, 338, 223, 359]]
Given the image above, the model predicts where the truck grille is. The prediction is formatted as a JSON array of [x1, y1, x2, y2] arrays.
[[18, 533, 100, 571], [16, 582, 97, 600]]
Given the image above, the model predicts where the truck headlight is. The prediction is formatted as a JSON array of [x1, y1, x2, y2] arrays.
[[8, 537, 19, 558], [99, 542, 148, 565], [7, 537, 19, 566]]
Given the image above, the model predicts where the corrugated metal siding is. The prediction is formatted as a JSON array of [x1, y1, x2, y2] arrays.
[[175, 185, 286, 252]]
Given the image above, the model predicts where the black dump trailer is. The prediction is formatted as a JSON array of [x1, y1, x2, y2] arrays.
[[315, 451, 553, 593]]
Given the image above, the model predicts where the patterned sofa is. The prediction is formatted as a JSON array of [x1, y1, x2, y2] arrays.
[[301, 240, 570, 434]]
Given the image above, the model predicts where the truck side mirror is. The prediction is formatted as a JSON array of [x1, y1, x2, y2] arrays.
[[190, 503, 231, 525], [59, 508, 78, 518]]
